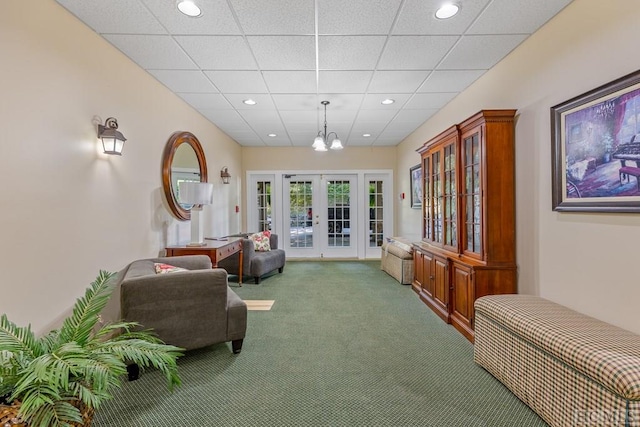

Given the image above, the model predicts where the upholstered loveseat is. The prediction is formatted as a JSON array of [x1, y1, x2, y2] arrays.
[[380, 237, 414, 285], [118, 255, 247, 353], [218, 233, 285, 284]]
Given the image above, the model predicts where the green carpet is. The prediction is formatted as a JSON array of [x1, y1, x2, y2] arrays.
[[93, 261, 547, 426]]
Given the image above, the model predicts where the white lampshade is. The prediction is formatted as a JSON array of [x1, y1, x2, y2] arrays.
[[330, 138, 343, 150], [179, 181, 213, 206], [312, 135, 325, 149]]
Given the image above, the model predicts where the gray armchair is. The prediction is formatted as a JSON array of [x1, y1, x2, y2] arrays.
[[218, 234, 286, 284], [118, 255, 246, 353]]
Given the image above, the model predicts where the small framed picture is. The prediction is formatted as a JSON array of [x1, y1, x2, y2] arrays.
[[410, 164, 422, 209]]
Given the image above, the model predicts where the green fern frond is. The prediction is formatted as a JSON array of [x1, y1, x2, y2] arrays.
[[58, 271, 115, 346], [0, 314, 40, 358], [97, 340, 183, 390]]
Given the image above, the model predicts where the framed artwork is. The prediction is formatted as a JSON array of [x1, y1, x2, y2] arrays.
[[410, 164, 422, 209], [551, 70, 640, 212]]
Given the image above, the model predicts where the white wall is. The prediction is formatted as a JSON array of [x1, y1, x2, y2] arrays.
[[0, 1, 242, 334], [397, 0, 640, 333]]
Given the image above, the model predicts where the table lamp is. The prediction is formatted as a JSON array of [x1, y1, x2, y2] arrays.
[[179, 181, 214, 246]]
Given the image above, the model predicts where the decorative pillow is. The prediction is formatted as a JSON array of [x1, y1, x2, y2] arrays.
[[154, 263, 188, 274], [250, 230, 271, 252]]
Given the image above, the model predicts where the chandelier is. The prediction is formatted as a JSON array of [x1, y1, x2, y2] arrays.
[[312, 100, 343, 151]]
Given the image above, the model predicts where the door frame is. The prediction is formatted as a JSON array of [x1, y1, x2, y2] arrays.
[[246, 169, 393, 259]]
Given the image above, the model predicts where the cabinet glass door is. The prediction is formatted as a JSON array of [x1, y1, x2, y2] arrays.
[[443, 143, 457, 250], [432, 151, 442, 243], [463, 132, 482, 256], [423, 157, 432, 241]]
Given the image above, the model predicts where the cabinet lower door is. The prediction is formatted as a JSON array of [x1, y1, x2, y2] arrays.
[[431, 255, 449, 322], [450, 262, 474, 341]]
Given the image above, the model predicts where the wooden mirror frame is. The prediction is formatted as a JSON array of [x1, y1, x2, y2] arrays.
[[162, 131, 208, 221]]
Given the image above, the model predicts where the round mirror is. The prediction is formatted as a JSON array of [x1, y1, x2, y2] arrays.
[[162, 131, 208, 221]]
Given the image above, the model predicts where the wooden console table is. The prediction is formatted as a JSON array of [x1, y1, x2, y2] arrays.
[[166, 237, 243, 285]]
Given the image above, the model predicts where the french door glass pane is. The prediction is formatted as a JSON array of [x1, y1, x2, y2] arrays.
[[327, 180, 351, 247], [256, 181, 272, 231], [289, 181, 313, 248], [369, 180, 383, 247]]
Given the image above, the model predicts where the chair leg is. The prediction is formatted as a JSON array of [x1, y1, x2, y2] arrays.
[[232, 339, 243, 354], [278, 267, 283, 273], [127, 363, 140, 381], [254, 276, 261, 284]]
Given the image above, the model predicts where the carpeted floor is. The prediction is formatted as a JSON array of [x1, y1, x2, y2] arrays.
[[93, 261, 547, 426]]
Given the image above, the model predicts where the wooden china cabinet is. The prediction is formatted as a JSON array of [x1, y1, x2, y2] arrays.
[[412, 110, 517, 342]]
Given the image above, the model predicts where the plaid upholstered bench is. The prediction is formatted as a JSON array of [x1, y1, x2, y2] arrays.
[[474, 295, 640, 427]]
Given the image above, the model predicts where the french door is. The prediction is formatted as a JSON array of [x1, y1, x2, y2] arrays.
[[283, 174, 357, 258], [247, 170, 392, 259]]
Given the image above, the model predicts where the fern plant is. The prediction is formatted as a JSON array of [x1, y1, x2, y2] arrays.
[[0, 271, 183, 427]]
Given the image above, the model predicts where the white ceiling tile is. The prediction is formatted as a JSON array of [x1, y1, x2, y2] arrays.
[[57, 0, 166, 34], [148, 70, 218, 93], [468, 0, 574, 35], [238, 110, 282, 123], [318, 71, 373, 93], [141, 0, 241, 34], [103, 35, 197, 69], [368, 70, 430, 93], [418, 70, 485, 93], [251, 122, 287, 137], [355, 110, 399, 122], [224, 94, 276, 110], [392, 109, 438, 125], [394, 0, 491, 35], [262, 71, 317, 93], [280, 110, 318, 126], [347, 139, 376, 146], [230, 0, 315, 35], [204, 71, 268, 93], [404, 92, 456, 109], [439, 35, 528, 70], [318, 36, 386, 70], [361, 94, 412, 109], [318, 0, 402, 35], [247, 36, 316, 70], [175, 36, 256, 69], [378, 36, 458, 70], [200, 109, 248, 131], [272, 94, 319, 110], [317, 95, 364, 111], [351, 121, 389, 135], [289, 131, 320, 145], [260, 133, 291, 144], [178, 93, 232, 109]]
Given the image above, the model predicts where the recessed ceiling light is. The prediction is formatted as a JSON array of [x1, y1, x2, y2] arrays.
[[243, 99, 257, 105], [381, 99, 395, 105], [435, 3, 459, 19], [268, 133, 277, 137], [177, 0, 202, 17], [362, 133, 371, 137]]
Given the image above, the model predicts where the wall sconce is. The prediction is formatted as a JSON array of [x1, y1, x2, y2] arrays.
[[98, 117, 127, 155], [220, 166, 231, 184]]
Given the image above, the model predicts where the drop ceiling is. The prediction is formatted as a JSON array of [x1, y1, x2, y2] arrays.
[[55, 0, 574, 148]]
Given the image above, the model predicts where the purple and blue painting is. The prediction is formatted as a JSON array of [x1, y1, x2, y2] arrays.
[[564, 87, 640, 199]]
